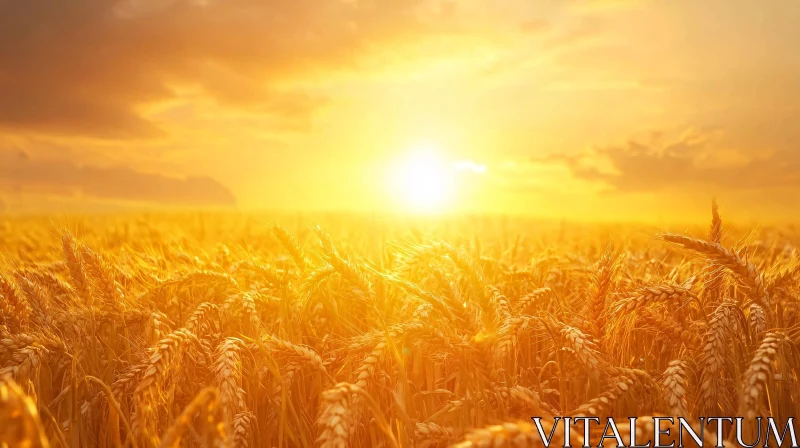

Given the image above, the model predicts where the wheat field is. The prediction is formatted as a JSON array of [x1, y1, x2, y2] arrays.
[[0, 202, 798, 447]]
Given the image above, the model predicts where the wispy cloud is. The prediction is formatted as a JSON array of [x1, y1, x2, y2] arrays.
[[453, 160, 487, 173], [534, 128, 800, 192], [0, 150, 235, 205], [0, 0, 465, 139]]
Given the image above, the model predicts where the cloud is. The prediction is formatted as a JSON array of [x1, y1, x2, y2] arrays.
[[0, 150, 235, 205], [0, 0, 457, 139], [536, 128, 800, 193]]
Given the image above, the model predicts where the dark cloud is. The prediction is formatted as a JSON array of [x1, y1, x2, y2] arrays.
[[537, 129, 800, 193], [0, 150, 235, 205], [0, 0, 451, 139]]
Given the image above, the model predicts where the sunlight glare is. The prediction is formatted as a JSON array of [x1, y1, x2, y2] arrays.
[[391, 145, 454, 212]]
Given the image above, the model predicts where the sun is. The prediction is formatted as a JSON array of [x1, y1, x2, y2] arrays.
[[390, 145, 454, 212]]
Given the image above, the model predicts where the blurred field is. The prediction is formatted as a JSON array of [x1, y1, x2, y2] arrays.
[[0, 205, 798, 447]]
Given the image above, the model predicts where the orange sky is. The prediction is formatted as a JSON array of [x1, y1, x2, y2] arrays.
[[1, 0, 800, 221]]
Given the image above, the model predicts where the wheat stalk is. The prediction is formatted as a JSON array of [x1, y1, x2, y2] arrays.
[[661, 233, 770, 314], [739, 331, 784, 419], [514, 287, 551, 315], [414, 422, 461, 448], [158, 387, 227, 448], [698, 301, 740, 415], [0, 276, 29, 332], [214, 337, 246, 419], [135, 329, 196, 443], [662, 359, 691, 417], [0, 378, 50, 447]]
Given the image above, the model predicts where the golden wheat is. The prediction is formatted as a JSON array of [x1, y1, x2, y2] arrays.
[[0, 203, 796, 447]]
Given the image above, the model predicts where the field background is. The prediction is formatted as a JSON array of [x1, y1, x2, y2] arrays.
[[1, 205, 798, 447]]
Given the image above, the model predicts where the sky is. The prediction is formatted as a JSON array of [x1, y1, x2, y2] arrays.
[[1, 0, 800, 221]]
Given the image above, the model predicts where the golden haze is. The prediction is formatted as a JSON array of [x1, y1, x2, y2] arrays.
[[2, 1, 800, 447], [1, 1, 800, 221]]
